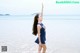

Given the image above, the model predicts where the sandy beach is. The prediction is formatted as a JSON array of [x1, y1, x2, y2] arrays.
[[0, 16, 80, 53]]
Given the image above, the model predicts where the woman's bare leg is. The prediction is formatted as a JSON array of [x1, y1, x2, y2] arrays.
[[38, 45, 42, 53], [42, 44, 47, 53]]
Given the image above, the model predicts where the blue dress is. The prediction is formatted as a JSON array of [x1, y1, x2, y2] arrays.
[[35, 23, 46, 44]]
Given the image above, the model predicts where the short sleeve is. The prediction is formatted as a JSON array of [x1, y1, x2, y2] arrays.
[[37, 24, 41, 28]]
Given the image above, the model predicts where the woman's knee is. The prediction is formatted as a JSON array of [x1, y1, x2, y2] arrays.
[[38, 45, 42, 51], [42, 44, 47, 51]]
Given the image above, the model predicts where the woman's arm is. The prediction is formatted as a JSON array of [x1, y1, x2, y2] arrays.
[[37, 25, 41, 44], [41, 2, 44, 18]]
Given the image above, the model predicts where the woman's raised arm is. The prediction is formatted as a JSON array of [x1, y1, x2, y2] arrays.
[[41, 2, 44, 18]]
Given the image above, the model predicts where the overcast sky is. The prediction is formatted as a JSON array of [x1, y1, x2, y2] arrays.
[[0, 0, 80, 15]]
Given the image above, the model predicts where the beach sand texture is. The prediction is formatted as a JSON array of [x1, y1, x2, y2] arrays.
[[0, 16, 80, 53]]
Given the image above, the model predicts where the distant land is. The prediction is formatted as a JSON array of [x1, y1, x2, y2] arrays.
[[0, 14, 10, 16], [0, 13, 80, 16]]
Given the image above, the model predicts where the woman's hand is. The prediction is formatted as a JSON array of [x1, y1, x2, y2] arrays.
[[39, 42, 42, 46], [42, 2, 44, 8]]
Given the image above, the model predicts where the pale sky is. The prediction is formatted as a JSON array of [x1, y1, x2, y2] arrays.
[[0, 0, 80, 15]]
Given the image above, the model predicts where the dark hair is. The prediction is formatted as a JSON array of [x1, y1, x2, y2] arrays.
[[32, 14, 39, 36]]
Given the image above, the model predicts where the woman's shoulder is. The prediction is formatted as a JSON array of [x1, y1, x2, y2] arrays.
[[37, 23, 41, 27], [37, 23, 43, 28]]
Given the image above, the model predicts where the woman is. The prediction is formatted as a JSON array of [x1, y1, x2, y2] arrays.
[[32, 3, 47, 53]]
